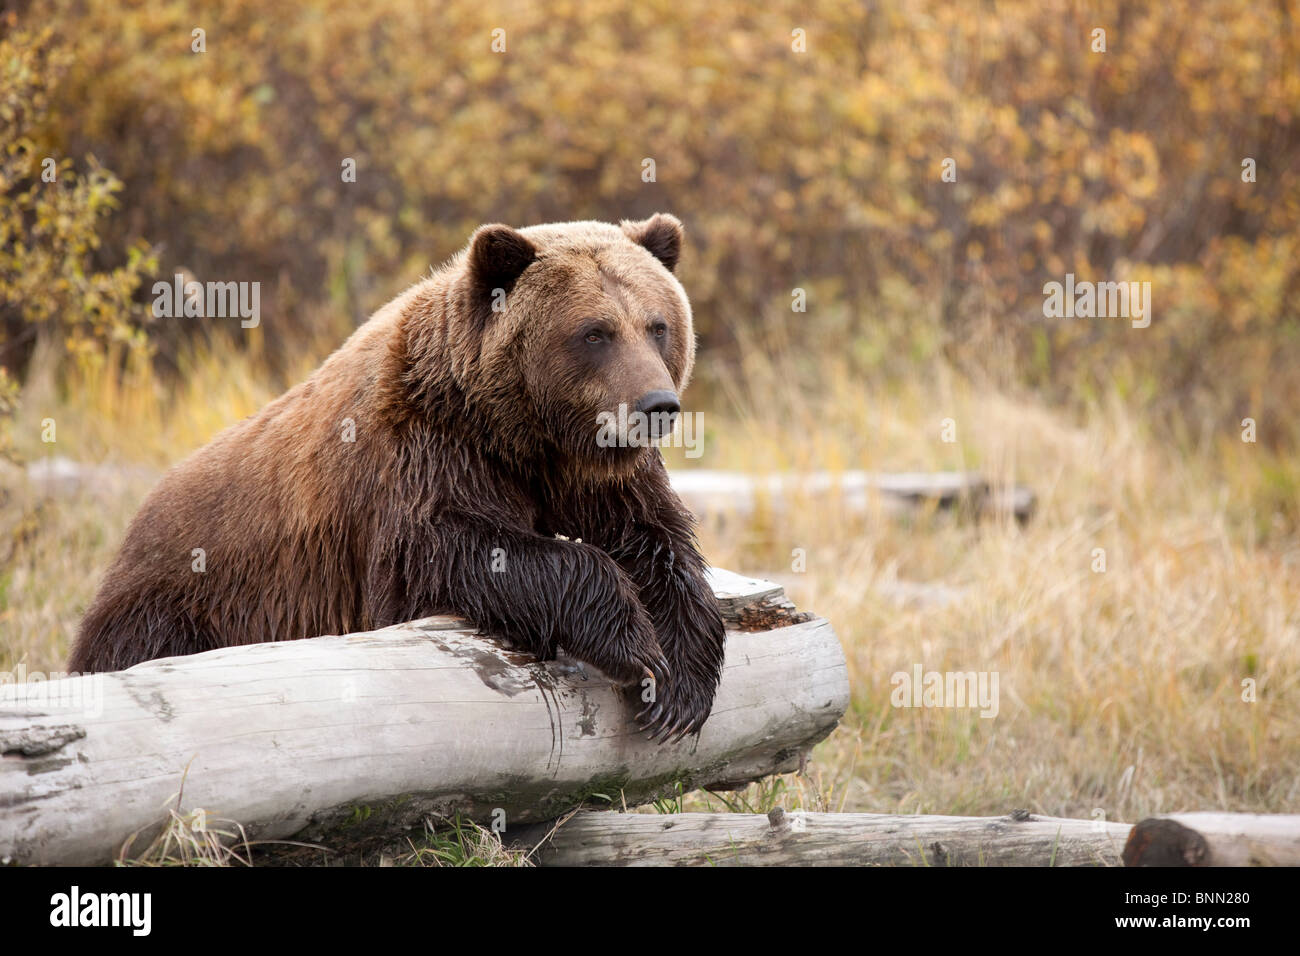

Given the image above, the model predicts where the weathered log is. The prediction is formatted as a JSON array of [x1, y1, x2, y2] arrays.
[[19, 458, 1036, 521], [0, 569, 848, 866], [513, 808, 1133, 866], [670, 469, 1036, 523], [1123, 813, 1300, 867]]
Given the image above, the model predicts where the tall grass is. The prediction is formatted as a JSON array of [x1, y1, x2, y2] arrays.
[[676, 327, 1300, 821]]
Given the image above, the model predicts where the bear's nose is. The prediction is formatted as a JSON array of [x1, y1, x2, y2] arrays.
[[636, 390, 680, 438]]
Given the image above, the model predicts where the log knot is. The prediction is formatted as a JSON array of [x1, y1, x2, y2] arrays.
[[0, 722, 86, 757]]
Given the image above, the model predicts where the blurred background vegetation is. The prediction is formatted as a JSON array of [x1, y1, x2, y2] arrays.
[[2, 1, 1298, 828], [5, 0, 1299, 444]]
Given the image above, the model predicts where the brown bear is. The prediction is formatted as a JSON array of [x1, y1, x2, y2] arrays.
[[69, 214, 726, 742]]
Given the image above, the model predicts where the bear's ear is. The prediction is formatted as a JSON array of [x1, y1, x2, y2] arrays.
[[466, 224, 537, 296], [622, 213, 683, 272]]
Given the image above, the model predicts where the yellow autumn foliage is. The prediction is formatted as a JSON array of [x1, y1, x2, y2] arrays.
[[3, 0, 1299, 441]]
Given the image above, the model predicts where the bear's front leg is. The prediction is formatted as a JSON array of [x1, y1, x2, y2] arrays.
[[398, 516, 673, 688], [621, 523, 726, 743], [564, 462, 727, 743]]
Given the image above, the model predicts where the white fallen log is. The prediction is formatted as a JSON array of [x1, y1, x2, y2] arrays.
[[519, 808, 1300, 867], [17, 459, 1035, 522], [669, 469, 1035, 522], [0, 569, 848, 866], [513, 808, 1134, 866]]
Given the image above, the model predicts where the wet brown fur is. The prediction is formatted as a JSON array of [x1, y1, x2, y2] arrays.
[[69, 214, 727, 741]]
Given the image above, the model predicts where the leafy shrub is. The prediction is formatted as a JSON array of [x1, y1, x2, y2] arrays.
[[0, 23, 156, 385]]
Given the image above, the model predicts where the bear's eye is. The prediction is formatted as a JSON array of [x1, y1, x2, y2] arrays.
[[652, 322, 668, 338], [584, 329, 607, 345]]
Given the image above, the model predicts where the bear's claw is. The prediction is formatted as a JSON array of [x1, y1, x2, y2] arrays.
[[636, 689, 707, 744]]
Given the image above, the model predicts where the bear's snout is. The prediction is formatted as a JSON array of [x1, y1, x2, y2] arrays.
[[635, 389, 680, 438]]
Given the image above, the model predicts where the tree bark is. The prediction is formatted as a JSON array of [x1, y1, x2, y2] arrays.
[[513, 808, 1133, 866]]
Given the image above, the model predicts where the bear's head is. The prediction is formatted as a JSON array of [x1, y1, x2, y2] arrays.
[[449, 214, 696, 479]]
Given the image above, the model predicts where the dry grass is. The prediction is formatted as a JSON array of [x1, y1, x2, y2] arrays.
[[392, 817, 533, 868], [672, 336, 1300, 823], [2, 328, 1297, 860], [117, 803, 257, 868], [114, 764, 259, 867]]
